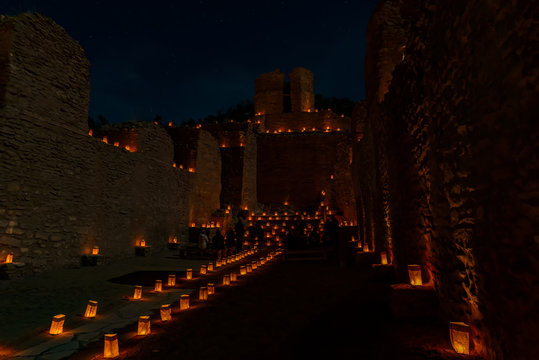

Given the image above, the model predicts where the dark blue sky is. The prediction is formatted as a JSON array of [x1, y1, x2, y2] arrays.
[[1, 0, 378, 124]]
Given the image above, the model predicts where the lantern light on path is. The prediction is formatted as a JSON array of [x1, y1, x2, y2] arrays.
[[230, 272, 237, 282], [104, 334, 119, 358], [155, 280, 162, 292], [199, 286, 208, 300], [5, 252, 13, 263], [200, 265, 207, 275], [180, 294, 190, 310], [450, 322, 470, 355], [49, 314, 65, 335], [168, 275, 176, 286], [381, 251, 388, 265], [252, 261, 258, 270], [223, 274, 230, 286], [408, 265, 423, 286], [186, 269, 193, 280], [208, 283, 215, 295], [133, 285, 142, 300], [240, 266, 247, 275], [137, 316, 151, 335], [208, 262, 214, 272], [246, 264, 252, 273], [91, 246, 99, 255], [84, 300, 98, 318], [139, 239, 146, 247], [160, 305, 172, 321]]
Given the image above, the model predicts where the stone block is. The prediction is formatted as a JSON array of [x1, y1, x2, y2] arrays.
[[389, 284, 438, 318]]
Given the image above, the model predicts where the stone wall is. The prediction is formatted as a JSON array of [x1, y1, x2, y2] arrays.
[[259, 111, 351, 133], [0, 13, 90, 135], [257, 133, 356, 220], [290, 67, 314, 112], [254, 69, 284, 115], [201, 123, 257, 211], [359, 0, 538, 358], [0, 13, 219, 274]]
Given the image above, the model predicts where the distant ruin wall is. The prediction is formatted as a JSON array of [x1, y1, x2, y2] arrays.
[[254, 70, 284, 115], [290, 67, 314, 112], [257, 133, 356, 220], [260, 111, 351, 133], [360, 0, 538, 358]]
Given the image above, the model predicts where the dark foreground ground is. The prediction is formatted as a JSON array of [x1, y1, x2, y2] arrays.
[[68, 252, 479, 360]]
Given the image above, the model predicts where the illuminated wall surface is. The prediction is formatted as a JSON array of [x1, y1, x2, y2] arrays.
[[356, 0, 538, 358]]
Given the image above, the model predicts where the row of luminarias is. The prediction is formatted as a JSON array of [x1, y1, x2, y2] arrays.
[[350, 237, 472, 355], [88, 130, 135, 152], [49, 248, 279, 358], [264, 126, 342, 134]]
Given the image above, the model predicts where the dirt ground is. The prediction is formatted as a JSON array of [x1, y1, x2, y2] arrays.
[[67, 251, 481, 360]]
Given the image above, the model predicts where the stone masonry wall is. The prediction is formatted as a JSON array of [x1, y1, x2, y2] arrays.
[[290, 67, 314, 112], [360, 1, 538, 358], [254, 69, 284, 115], [0, 13, 211, 274], [257, 133, 356, 221]]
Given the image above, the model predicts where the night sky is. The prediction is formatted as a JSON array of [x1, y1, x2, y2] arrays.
[[0, 0, 379, 124]]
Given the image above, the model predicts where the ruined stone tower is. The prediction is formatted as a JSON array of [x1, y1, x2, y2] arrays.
[[254, 69, 284, 115], [290, 67, 314, 112]]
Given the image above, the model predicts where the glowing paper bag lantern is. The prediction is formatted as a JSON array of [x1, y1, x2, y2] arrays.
[[84, 300, 98, 318], [168, 275, 176, 287], [246, 264, 252, 273], [155, 280, 162, 292], [230, 272, 237, 282], [363, 242, 370, 252], [92, 246, 99, 255], [160, 304, 172, 321], [408, 265, 423, 286], [208, 283, 215, 295], [104, 334, 119, 358], [199, 286, 208, 301], [216, 259, 222, 267], [137, 316, 151, 335], [223, 274, 230, 286], [450, 322, 470, 355], [256, 259, 262, 267], [208, 262, 214, 272], [240, 266, 247, 275], [139, 239, 146, 247], [251, 261, 258, 270], [180, 294, 190, 310], [49, 314, 65, 335], [5, 252, 13, 263], [380, 251, 388, 265], [186, 269, 193, 280], [200, 265, 207, 275], [133, 285, 143, 300]]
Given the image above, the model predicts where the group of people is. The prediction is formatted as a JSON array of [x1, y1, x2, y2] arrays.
[[197, 220, 246, 258], [284, 216, 340, 250]]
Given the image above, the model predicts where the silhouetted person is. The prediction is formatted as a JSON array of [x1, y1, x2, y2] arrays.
[[198, 230, 209, 255], [225, 228, 236, 256], [212, 229, 225, 259], [235, 220, 245, 249], [224, 228, 235, 256]]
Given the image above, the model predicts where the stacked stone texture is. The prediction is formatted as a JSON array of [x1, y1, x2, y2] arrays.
[[358, 0, 538, 358], [289, 67, 314, 112], [0, 14, 221, 273], [0, 13, 90, 134], [254, 70, 284, 115], [257, 133, 356, 221]]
